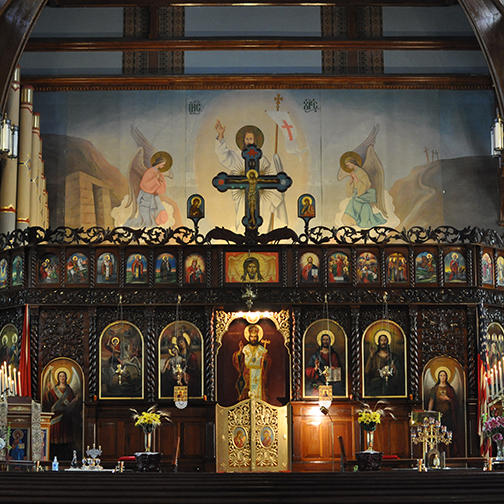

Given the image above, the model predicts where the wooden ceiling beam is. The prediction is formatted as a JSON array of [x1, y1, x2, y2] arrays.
[[25, 36, 480, 52], [22, 74, 491, 91], [46, 0, 458, 7]]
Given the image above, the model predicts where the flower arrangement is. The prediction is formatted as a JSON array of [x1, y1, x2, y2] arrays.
[[130, 405, 171, 452], [130, 405, 171, 431], [483, 416, 504, 442], [357, 401, 395, 432]]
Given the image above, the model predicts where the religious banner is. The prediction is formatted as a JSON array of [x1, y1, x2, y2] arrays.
[[422, 356, 466, 457], [303, 319, 347, 398], [215, 311, 290, 407], [158, 320, 203, 400], [99, 321, 144, 399], [362, 319, 407, 398], [41, 357, 84, 460], [225, 251, 279, 283]]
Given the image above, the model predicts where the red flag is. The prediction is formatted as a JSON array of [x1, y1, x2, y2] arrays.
[[478, 355, 489, 457], [18, 305, 31, 397]]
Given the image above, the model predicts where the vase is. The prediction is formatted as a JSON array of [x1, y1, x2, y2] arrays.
[[142, 425, 155, 452], [495, 438, 504, 461], [366, 429, 375, 452]]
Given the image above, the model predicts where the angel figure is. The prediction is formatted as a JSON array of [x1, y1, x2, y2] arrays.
[[337, 125, 388, 228], [124, 126, 174, 228]]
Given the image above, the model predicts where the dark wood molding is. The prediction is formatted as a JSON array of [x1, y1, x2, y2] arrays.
[[21, 74, 492, 91], [0, 0, 47, 114], [458, 0, 504, 115], [25, 36, 480, 52], [46, 0, 458, 6]]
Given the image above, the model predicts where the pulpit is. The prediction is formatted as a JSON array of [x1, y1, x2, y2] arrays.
[[0, 397, 52, 462], [216, 398, 290, 472]]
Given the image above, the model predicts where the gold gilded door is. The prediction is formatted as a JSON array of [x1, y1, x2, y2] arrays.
[[216, 398, 290, 472]]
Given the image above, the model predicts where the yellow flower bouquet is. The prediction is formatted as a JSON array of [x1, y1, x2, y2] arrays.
[[130, 405, 171, 452], [357, 401, 395, 452]]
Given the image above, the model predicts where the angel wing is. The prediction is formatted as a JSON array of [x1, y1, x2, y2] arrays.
[[41, 364, 55, 407], [125, 126, 156, 220], [352, 124, 380, 161], [362, 144, 388, 218], [68, 366, 82, 397]]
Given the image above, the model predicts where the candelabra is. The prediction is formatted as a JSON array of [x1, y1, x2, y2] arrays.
[[411, 416, 452, 470]]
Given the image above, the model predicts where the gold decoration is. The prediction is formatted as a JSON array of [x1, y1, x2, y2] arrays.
[[316, 329, 335, 346], [374, 329, 392, 346], [150, 151, 173, 173], [339, 151, 362, 172], [434, 365, 451, 382], [244, 324, 264, 342]]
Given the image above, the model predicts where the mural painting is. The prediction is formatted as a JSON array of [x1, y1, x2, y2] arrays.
[[41, 358, 84, 460], [299, 252, 320, 284], [225, 252, 279, 283], [185, 253, 206, 284], [415, 251, 437, 284], [422, 356, 466, 457], [362, 319, 407, 398], [66, 253, 89, 284], [96, 252, 117, 284], [217, 317, 289, 407], [303, 319, 347, 398], [386, 252, 408, 284], [11, 255, 23, 287], [0, 324, 19, 367], [328, 252, 350, 283], [155, 253, 177, 284], [39, 254, 59, 285], [99, 321, 143, 399], [35, 89, 494, 235], [357, 252, 378, 284], [444, 250, 466, 284], [159, 321, 203, 399]]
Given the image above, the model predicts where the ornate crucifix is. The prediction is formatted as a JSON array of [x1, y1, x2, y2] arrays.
[[212, 144, 292, 231]]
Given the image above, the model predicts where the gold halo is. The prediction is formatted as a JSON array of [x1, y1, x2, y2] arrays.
[[111, 336, 120, 346], [176, 330, 191, 348], [151, 151, 173, 173], [191, 196, 201, 206], [434, 366, 451, 382], [54, 366, 69, 384], [235, 125, 264, 150], [302, 196, 311, 205], [11, 333, 17, 344], [316, 329, 335, 347], [244, 324, 263, 342], [451, 252, 458, 259], [374, 329, 392, 346], [339, 151, 362, 173], [1, 335, 7, 345]]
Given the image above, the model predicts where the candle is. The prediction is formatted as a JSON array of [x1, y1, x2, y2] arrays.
[[490, 370, 494, 397], [17, 370, 21, 396], [13, 368, 17, 397], [93, 423, 96, 446]]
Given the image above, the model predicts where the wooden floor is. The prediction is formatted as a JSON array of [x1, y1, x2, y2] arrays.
[[0, 470, 503, 504]]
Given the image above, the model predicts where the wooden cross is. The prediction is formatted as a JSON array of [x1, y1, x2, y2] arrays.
[[212, 144, 292, 231]]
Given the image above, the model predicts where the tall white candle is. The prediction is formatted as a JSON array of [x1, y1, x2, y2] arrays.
[[17, 370, 21, 396], [490, 369, 495, 397], [13, 368, 17, 396]]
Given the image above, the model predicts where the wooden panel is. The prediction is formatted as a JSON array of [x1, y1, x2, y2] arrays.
[[98, 420, 125, 459], [22, 74, 492, 92], [25, 36, 480, 52], [48, 0, 459, 6], [182, 422, 204, 457]]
